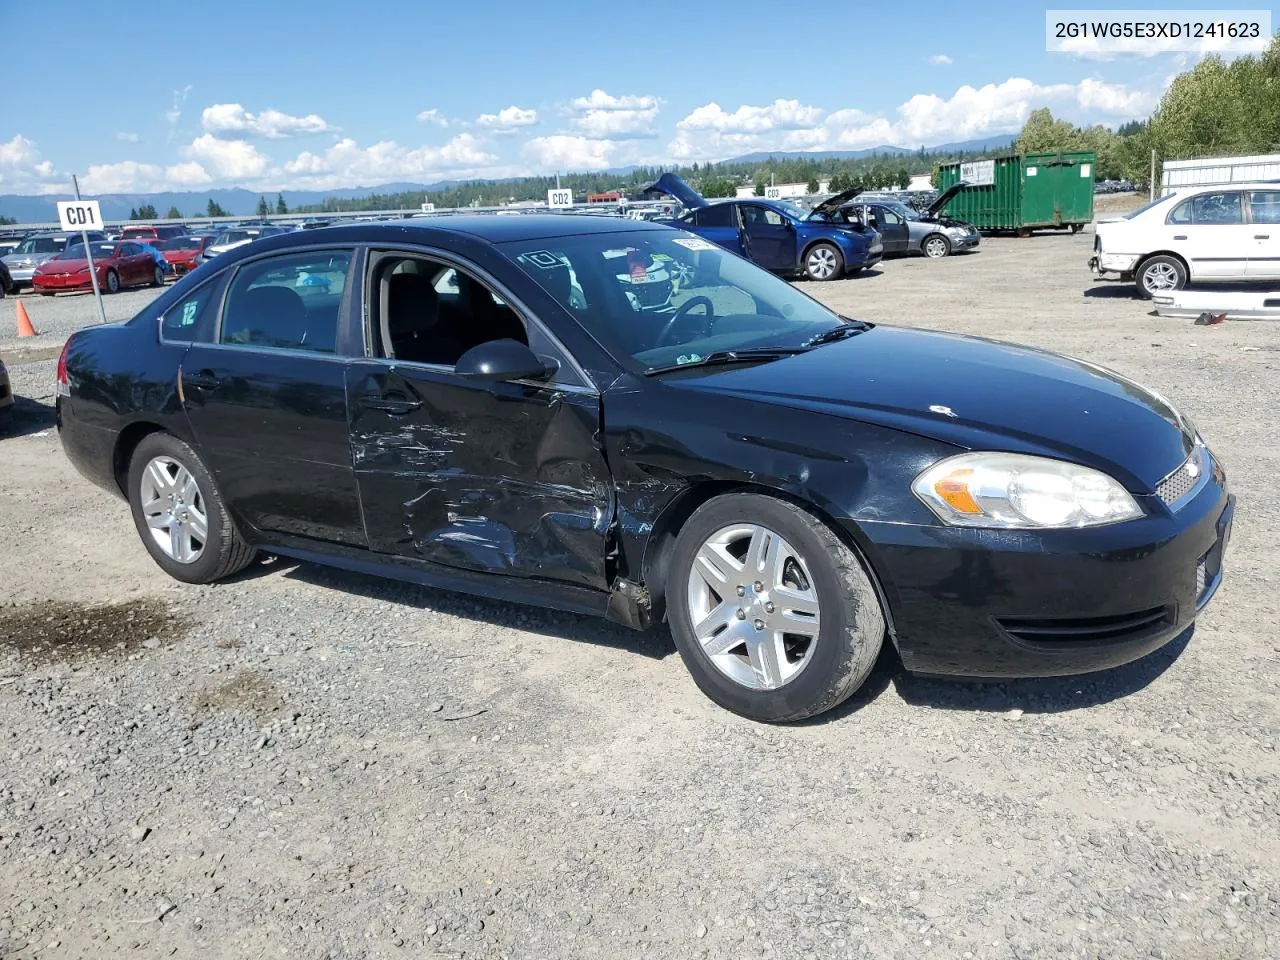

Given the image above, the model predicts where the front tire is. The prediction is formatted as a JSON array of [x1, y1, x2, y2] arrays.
[[803, 243, 844, 281], [922, 234, 951, 259], [127, 433, 256, 584], [668, 493, 886, 722], [1136, 255, 1186, 299], [104, 269, 120, 294]]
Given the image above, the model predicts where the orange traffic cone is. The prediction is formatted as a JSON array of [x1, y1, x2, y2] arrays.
[[15, 300, 37, 338]]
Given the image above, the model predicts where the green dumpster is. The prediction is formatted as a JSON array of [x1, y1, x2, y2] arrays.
[[935, 152, 1096, 234]]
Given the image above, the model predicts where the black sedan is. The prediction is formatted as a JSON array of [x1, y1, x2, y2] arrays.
[[55, 216, 1233, 722]]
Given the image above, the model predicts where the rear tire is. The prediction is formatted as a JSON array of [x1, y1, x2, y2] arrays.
[[1136, 255, 1186, 299], [104, 270, 120, 294], [127, 432, 256, 584], [803, 243, 844, 281], [151, 265, 165, 287], [667, 493, 886, 723]]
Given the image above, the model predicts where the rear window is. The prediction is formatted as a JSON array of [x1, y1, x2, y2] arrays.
[[159, 236, 205, 250], [1249, 191, 1280, 225], [219, 250, 351, 353]]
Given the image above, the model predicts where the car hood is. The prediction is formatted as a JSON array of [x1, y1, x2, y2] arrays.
[[3, 252, 57, 267], [643, 173, 707, 209], [36, 258, 94, 272], [163, 249, 200, 260], [926, 180, 969, 216], [809, 186, 865, 219], [675, 326, 1195, 491]]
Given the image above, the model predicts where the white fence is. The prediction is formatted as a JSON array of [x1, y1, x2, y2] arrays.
[[1161, 154, 1280, 194]]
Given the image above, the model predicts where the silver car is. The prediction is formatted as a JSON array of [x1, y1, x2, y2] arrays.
[[842, 183, 980, 259], [199, 226, 291, 264], [2, 231, 106, 288]]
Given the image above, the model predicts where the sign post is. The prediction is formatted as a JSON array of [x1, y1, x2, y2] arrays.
[[57, 177, 107, 324]]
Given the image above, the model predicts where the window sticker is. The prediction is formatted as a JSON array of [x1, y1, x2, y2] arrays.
[[673, 237, 718, 251], [521, 250, 564, 269], [180, 300, 199, 326], [676, 353, 704, 365]]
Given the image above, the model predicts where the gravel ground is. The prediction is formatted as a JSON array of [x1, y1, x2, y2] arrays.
[[0, 286, 163, 358], [1, 232, 1277, 960]]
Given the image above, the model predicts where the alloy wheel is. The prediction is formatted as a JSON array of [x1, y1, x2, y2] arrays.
[[924, 236, 949, 258], [139, 456, 208, 563], [1143, 261, 1179, 293], [806, 247, 838, 280], [685, 523, 822, 690]]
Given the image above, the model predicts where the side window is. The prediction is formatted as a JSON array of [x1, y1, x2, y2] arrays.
[[1249, 191, 1280, 225], [879, 208, 904, 226], [220, 249, 351, 353], [377, 255, 528, 367], [696, 205, 735, 228], [161, 278, 223, 343], [759, 208, 784, 226], [120, 242, 139, 256], [1168, 200, 1193, 225], [1190, 192, 1242, 225]]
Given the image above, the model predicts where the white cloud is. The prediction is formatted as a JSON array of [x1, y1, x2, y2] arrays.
[[568, 89, 661, 139], [201, 103, 334, 139], [182, 134, 272, 179], [165, 161, 213, 187], [279, 133, 500, 189], [0, 135, 59, 194], [166, 85, 192, 141], [1075, 77, 1156, 115], [522, 135, 618, 172], [678, 99, 823, 134], [115, 131, 139, 143], [929, 54, 953, 65], [79, 161, 166, 194], [416, 108, 450, 127], [476, 105, 539, 133]]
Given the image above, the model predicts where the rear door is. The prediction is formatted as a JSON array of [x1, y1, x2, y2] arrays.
[[346, 249, 614, 589], [1246, 190, 1280, 278], [1166, 191, 1250, 278], [688, 204, 744, 255], [179, 246, 366, 545], [868, 204, 910, 254], [115, 242, 146, 284], [739, 204, 797, 271]]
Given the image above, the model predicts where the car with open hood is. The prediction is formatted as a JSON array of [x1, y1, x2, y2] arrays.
[[644, 174, 882, 281], [2, 231, 106, 289], [832, 183, 980, 258], [158, 234, 218, 276], [55, 215, 1232, 723], [32, 240, 165, 295]]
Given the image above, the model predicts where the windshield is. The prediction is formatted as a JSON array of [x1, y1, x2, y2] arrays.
[[775, 201, 807, 220], [503, 230, 845, 372], [1123, 195, 1175, 219], [13, 236, 70, 255], [54, 242, 116, 260], [159, 236, 205, 250], [214, 230, 254, 245]]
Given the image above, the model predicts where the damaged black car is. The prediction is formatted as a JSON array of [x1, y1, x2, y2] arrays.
[[57, 216, 1232, 722]]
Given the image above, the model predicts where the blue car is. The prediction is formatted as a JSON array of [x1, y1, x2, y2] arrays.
[[645, 174, 882, 281]]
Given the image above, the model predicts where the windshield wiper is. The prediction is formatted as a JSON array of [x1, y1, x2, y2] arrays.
[[644, 347, 809, 377], [804, 320, 871, 347]]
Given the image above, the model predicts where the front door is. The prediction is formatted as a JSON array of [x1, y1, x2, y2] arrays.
[[347, 252, 614, 590], [179, 246, 366, 545], [740, 204, 797, 271], [1246, 190, 1280, 278], [1165, 190, 1251, 279], [117, 242, 152, 285]]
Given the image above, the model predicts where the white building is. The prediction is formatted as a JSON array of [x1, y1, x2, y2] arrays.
[[1161, 154, 1280, 194], [907, 174, 934, 192]]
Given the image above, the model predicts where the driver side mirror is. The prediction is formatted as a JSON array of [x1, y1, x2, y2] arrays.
[[454, 339, 556, 382]]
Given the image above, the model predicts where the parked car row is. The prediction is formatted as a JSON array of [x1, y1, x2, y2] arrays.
[[642, 174, 980, 281]]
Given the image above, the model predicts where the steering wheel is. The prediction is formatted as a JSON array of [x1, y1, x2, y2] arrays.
[[655, 296, 715, 347]]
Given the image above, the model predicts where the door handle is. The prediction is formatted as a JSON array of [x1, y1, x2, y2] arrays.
[[183, 370, 221, 390], [1255, 234, 1270, 239], [365, 397, 422, 415]]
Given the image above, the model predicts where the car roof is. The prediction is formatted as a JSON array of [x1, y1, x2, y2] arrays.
[[317, 214, 670, 243]]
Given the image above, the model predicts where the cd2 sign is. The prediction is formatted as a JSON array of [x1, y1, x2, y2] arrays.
[[547, 189, 573, 208], [57, 200, 104, 232]]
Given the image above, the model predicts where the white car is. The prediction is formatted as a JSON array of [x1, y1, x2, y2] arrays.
[[1091, 183, 1280, 297]]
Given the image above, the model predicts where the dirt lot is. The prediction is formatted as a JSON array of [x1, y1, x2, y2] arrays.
[[1, 231, 1277, 960]]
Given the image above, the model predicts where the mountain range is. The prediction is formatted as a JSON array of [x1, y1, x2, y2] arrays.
[[0, 136, 1015, 223]]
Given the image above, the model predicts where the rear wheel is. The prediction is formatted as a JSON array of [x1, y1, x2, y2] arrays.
[[922, 234, 950, 259], [803, 243, 844, 281], [1136, 255, 1186, 299], [127, 432, 256, 584], [151, 265, 165, 287], [104, 269, 120, 294], [668, 493, 886, 722]]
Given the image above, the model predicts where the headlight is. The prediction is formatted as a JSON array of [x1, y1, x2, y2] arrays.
[[912, 452, 1142, 529]]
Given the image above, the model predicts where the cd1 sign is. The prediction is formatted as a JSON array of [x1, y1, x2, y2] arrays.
[[57, 199, 104, 232]]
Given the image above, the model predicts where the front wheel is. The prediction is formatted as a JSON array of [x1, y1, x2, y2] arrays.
[[1136, 255, 1186, 299], [668, 493, 886, 723], [104, 269, 120, 294], [922, 234, 951, 259], [803, 243, 844, 281], [127, 432, 256, 584]]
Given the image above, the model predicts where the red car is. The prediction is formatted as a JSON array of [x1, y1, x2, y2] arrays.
[[120, 224, 188, 243], [33, 241, 164, 295], [157, 234, 215, 276]]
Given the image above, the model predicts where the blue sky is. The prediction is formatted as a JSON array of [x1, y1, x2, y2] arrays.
[[1, 0, 1274, 196]]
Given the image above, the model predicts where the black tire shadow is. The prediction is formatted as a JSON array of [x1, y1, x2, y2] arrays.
[[1083, 284, 1146, 300], [226, 552, 674, 660], [0, 396, 57, 438]]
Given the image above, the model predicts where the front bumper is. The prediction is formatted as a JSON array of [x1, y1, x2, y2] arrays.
[[7, 266, 37, 286], [33, 273, 96, 291], [951, 233, 980, 251], [853, 453, 1233, 679]]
